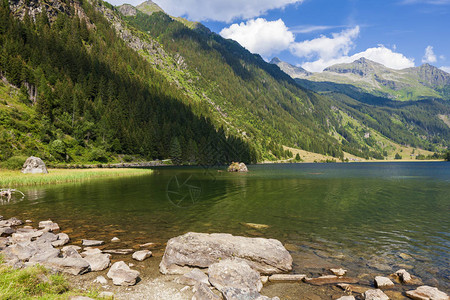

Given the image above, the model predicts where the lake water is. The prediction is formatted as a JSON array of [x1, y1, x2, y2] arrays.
[[1, 162, 449, 291]]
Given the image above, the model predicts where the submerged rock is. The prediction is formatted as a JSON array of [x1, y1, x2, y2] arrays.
[[103, 249, 134, 255], [406, 286, 448, 300], [268, 274, 306, 282], [21, 156, 48, 174], [82, 239, 104, 247], [227, 162, 248, 172], [107, 261, 140, 286], [304, 275, 358, 285], [159, 232, 292, 275], [331, 268, 347, 276], [395, 269, 412, 284]]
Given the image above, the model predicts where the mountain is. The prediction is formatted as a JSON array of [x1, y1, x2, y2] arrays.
[[0, 0, 448, 166], [269, 57, 312, 78], [272, 57, 450, 101]]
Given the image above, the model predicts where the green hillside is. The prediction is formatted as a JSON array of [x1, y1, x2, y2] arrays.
[[0, 0, 448, 166]]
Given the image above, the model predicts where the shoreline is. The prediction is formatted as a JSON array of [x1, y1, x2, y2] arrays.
[[1, 216, 448, 300]]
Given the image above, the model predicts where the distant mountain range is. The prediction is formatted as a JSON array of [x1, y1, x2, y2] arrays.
[[271, 57, 450, 101]]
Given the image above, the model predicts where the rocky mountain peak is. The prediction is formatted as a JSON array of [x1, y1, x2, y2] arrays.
[[269, 57, 312, 78], [136, 0, 164, 15], [324, 57, 383, 77], [118, 4, 137, 17], [410, 63, 450, 87]]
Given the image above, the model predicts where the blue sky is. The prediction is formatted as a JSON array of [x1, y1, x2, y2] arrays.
[[107, 0, 450, 73]]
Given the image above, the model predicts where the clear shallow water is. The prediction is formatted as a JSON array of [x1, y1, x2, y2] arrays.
[[1, 162, 449, 290]]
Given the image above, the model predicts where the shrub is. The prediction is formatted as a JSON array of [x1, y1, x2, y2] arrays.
[[394, 153, 402, 160], [0, 156, 28, 170]]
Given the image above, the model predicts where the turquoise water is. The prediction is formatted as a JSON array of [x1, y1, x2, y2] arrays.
[[1, 162, 449, 290]]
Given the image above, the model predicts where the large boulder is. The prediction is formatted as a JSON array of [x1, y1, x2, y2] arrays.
[[227, 162, 248, 172], [406, 286, 448, 300], [159, 232, 292, 275], [44, 257, 90, 275], [21, 156, 48, 174]]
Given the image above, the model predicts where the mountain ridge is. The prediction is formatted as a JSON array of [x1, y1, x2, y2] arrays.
[[271, 57, 450, 101]]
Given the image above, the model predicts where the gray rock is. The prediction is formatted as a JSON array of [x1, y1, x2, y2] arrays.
[[36, 232, 58, 244], [29, 247, 60, 263], [0, 227, 15, 236], [0, 217, 23, 227], [107, 261, 140, 286], [208, 259, 262, 293], [62, 245, 81, 252], [175, 268, 210, 286], [94, 275, 108, 285], [45, 257, 90, 275], [103, 249, 134, 255], [81, 247, 102, 257], [38, 221, 60, 232], [52, 233, 70, 247], [331, 268, 347, 276], [111, 237, 120, 242], [160, 232, 292, 275], [68, 297, 94, 300], [21, 156, 48, 174], [406, 285, 448, 300], [374, 276, 394, 288], [193, 282, 222, 300], [84, 253, 111, 271], [268, 274, 306, 282], [227, 162, 248, 172], [364, 289, 389, 300], [82, 239, 104, 247], [10, 231, 43, 243], [220, 288, 261, 300], [337, 297, 355, 300], [62, 246, 82, 258], [395, 269, 412, 284], [132, 250, 152, 261]]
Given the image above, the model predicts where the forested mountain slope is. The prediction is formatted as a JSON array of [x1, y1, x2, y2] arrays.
[[0, 0, 448, 166]]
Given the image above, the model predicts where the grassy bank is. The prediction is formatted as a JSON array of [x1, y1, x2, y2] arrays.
[[0, 168, 153, 187], [0, 261, 100, 299]]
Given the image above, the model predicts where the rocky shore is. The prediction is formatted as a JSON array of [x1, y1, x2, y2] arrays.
[[0, 215, 448, 300]]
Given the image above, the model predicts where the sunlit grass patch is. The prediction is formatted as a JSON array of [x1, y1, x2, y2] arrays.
[[0, 168, 153, 187]]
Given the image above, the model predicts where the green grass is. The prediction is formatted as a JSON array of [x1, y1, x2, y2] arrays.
[[0, 263, 102, 300], [0, 168, 153, 187]]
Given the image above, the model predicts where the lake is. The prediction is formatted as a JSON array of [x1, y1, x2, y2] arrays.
[[1, 162, 449, 292]]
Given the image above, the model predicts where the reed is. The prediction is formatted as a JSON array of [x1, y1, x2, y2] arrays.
[[0, 168, 153, 187]]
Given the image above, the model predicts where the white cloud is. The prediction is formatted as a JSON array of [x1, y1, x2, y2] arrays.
[[220, 18, 294, 58], [290, 25, 347, 34], [289, 26, 360, 60], [301, 46, 415, 72], [422, 45, 437, 63], [440, 66, 450, 73], [153, 0, 303, 22], [399, 0, 450, 4]]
